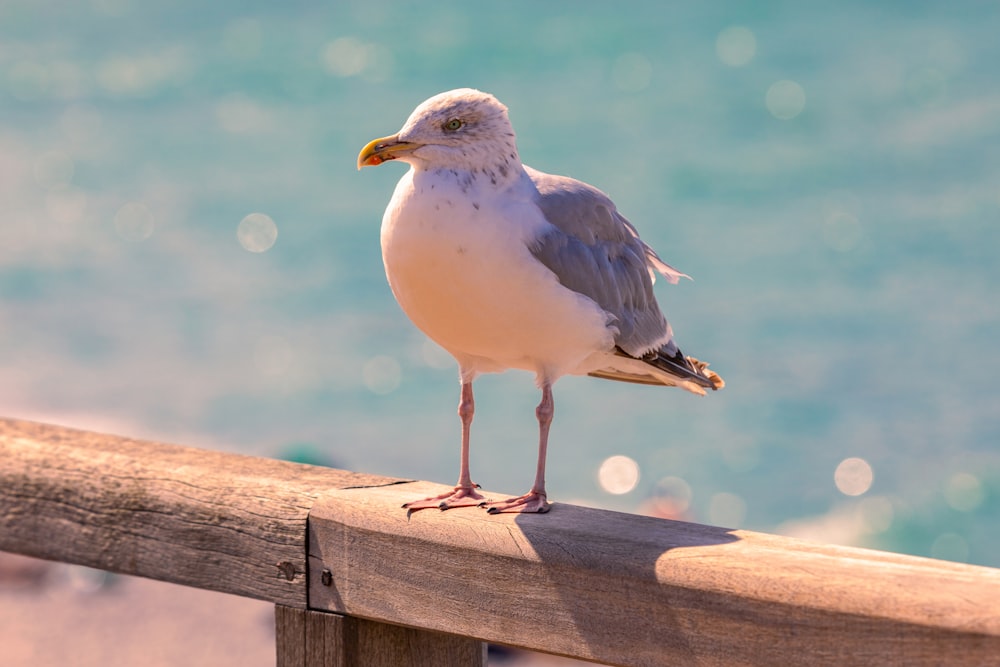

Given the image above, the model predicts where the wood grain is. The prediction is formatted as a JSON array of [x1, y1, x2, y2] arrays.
[[276, 606, 486, 667], [0, 417, 401, 605], [309, 482, 1000, 667]]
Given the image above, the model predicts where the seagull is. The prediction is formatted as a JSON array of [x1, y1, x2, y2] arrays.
[[358, 88, 723, 514]]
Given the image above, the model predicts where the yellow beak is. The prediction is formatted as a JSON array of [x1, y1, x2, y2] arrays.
[[357, 134, 424, 170]]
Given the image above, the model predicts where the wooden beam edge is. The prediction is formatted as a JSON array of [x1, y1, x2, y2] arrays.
[[0, 417, 402, 606]]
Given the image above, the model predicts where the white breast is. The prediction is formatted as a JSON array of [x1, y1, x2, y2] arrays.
[[380, 169, 615, 381]]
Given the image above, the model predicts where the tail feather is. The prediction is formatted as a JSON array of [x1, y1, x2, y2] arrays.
[[588, 345, 724, 395]]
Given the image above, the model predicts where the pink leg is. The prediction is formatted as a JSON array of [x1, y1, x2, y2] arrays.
[[403, 381, 487, 512], [485, 383, 552, 514]]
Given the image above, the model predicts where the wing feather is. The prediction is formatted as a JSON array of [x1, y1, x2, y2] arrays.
[[525, 166, 679, 357]]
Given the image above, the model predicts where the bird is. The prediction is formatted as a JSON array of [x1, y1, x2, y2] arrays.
[[357, 88, 723, 514]]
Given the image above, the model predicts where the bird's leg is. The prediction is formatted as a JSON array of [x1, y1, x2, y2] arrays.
[[456, 380, 477, 489], [486, 383, 552, 514], [403, 381, 486, 512]]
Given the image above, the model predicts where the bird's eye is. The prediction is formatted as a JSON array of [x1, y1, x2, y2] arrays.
[[443, 118, 463, 132]]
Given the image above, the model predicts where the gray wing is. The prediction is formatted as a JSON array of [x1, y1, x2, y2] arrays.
[[525, 165, 680, 357]]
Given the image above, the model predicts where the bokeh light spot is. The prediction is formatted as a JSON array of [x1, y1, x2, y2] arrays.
[[716, 26, 757, 67], [597, 455, 640, 495], [321, 37, 369, 77], [834, 457, 873, 496], [766, 80, 806, 120], [363, 355, 401, 395], [114, 201, 155, 241], [944, 472, 985, 512], [320, 37, 392, 82], [237, 213, 278, 253], [648, 475, 692, 517]]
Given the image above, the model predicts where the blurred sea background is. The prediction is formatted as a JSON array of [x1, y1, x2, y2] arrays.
[[2, 2, 998, 656]]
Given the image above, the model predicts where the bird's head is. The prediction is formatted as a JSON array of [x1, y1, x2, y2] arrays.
[[357, 88, 521, 177]]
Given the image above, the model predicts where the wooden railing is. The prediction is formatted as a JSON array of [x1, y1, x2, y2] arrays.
[[1, 417, 999, 666]]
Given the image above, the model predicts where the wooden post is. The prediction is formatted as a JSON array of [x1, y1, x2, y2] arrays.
[[275, 605, 486, 667]]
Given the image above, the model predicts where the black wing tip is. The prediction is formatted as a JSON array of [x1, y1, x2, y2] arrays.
[[615, 345, 723, 390]]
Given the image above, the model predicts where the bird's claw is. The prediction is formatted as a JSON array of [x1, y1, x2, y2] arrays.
[[484, 491, 550, 514], [402, 484, 486, 512]]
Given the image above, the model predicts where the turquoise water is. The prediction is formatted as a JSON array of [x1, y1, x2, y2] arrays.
[[2, 2, 998, 566]]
